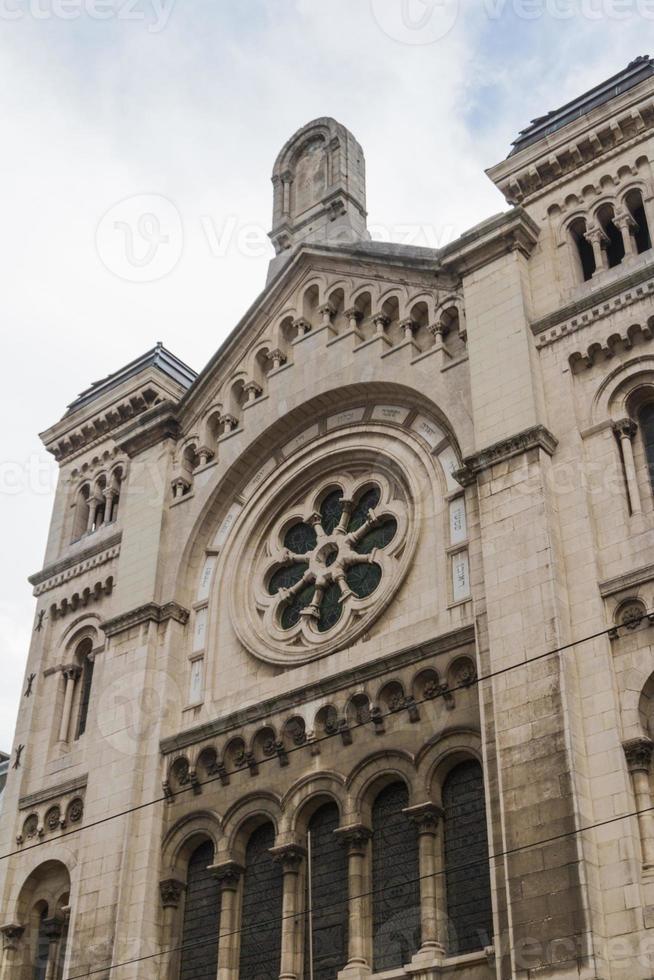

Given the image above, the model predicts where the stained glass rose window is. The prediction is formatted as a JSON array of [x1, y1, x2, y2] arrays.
[[263, 481, 402, 635]]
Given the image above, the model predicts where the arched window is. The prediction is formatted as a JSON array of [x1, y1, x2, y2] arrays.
[[443, 760, 493, 955], [597, 204, 625, 268], [178, 841, 220, 980], [305, 803, 348, 979], [239, 822, 283, 980], [74, 638, 95, 740], [568, 217, 596, 282], [72, 485, 91, 542], [371, 782, 421, 971], [638, 403, 654, 490], [33, 905, 49, 980], [626, 189, 652, 255]]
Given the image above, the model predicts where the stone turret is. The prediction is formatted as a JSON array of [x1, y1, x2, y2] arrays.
[[267, 117, 369, 281]]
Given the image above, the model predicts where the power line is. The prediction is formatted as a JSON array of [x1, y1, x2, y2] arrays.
[[64, 796, 654, 979], [1, 614, 634, 864]]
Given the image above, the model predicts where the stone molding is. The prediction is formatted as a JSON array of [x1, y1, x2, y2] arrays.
[[160, 624, 475, 755], [29, 532, 122, 593], [18, 774, 88, 811], [439, 208, 539, 276], [114, 402, 181, 458], [454, 426, 558, 485], [101, 601, 190, 637], [599, 562, 654, 598], [623, 737, 654, 773], [531, 262, 654, 348]]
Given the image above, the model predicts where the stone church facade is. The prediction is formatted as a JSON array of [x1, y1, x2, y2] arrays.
[[2, 55, 654, 980]]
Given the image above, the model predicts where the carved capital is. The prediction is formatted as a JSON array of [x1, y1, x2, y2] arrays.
[[403, 802, 443, 834], [210, 861, 244, 892], [62, 664, 82, 683], [318, 303, 336, 319], [373, 313, 391, 331], [613, 418, 638, 441], [270, 843, 306, 873], [42, 917, 64, 943], [399, 317, 417, 336], [344, 307, 363, 324], [624, 737, 654, 774], [293, 317, 312, 337], [335, 823, 372, 856], [0, 923, 24, 951], [159, 878, 185, 908], [267, 348, 287, 368]]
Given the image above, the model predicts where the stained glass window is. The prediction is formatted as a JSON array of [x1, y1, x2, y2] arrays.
[[266, 482, 399, 633]]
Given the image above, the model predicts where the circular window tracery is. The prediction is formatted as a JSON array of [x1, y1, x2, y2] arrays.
[[266, 484, 398, 634]]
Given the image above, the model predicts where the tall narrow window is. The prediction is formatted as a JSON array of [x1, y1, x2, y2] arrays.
[[639, 403, 654, 490], [305, 803, 348, 979], [179, 841, 220, 980], [569, 217, 596, 282], [443, 760, 493, 955], [33, 907, 49, 980], [239, 822, 283, 980], [75, 640, 94, 739], [598, 204, 625, 268], [72, 485, 91, 542], [626, 189, 652, 255], [371, 782, 421, 972]]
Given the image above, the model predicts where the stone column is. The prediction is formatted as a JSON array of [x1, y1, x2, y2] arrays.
[[613, 419, 641, 515], [212, 862, 243, 980], [159, 878, 185, 980], [585, 226, 609, 273], [372, 313, 390, 338], [0, 924, 24, 980], [43, 917, 64, 980], [344, 308, 363, 334], [86, 496, 100, 533], [403, 803, 446, 959], [399, 317, 416, 342], [624, 738, 654, 869], [318, 303, 336, 333], [243, 382, 262, 405], [268, 349, 287, 372], [615, 210, 638, 258], [103, 488, 117, 525], [335, 825, 372, 977], [271, 844, 305, 980], [58, 665, 81, 742]]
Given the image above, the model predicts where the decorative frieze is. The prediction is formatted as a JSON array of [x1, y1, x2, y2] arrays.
[[49, 577, 114, 620]]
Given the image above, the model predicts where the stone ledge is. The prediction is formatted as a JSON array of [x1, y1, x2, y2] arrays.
[[18, 774, 88, 811], [454, 425, 558, 485], [101, 601, 190, 637], [29, 532, 122, 590], [160, 623, 475, 755], [599, 562, 654, 598]]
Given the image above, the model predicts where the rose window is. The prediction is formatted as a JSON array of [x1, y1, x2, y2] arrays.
[[263, 482, 402, 635]]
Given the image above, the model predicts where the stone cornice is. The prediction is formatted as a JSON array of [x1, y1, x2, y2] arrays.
[[439, 208, 540, 275], [454, 426, 558, 485], [160, 624, 475, 755], [599, 562, 654, 599], [18, 774, 87, 811], [113, 402, 181, 458], [101, 601, 190, 638], [487, 77, 654, 206], [531, 261, 654, 348], [29, 532, 122, 592]]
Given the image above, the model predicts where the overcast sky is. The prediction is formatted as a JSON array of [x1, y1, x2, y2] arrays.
[[0, 0, 649, 751]]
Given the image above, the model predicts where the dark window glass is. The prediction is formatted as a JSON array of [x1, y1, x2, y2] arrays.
[[305, 803, 348, 979], [640, 404, 654, 489], [239, 823, 283, 980], [348, 486, 381, 533], [284, 522, 317, 554], [33, 909, 49, 980], [75, 654, 95, 739], [179, 841, 220, 980], [633, 202, 652, 254], [570, 222, 596, 281], [320, 490, 344, 534], [354, 517, 397, 554], [443, 760, 493, 955], [268, 562, 309, 595], [346, 562, 382, 599], [604, 217, 625, 268], [372, 782, 421, 971], [317, 582, 343, 632], [280, 583, 315, 630]]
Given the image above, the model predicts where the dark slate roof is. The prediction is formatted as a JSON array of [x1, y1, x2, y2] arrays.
[[66, 342, 197, 415], [510, 55, 654, 156]]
